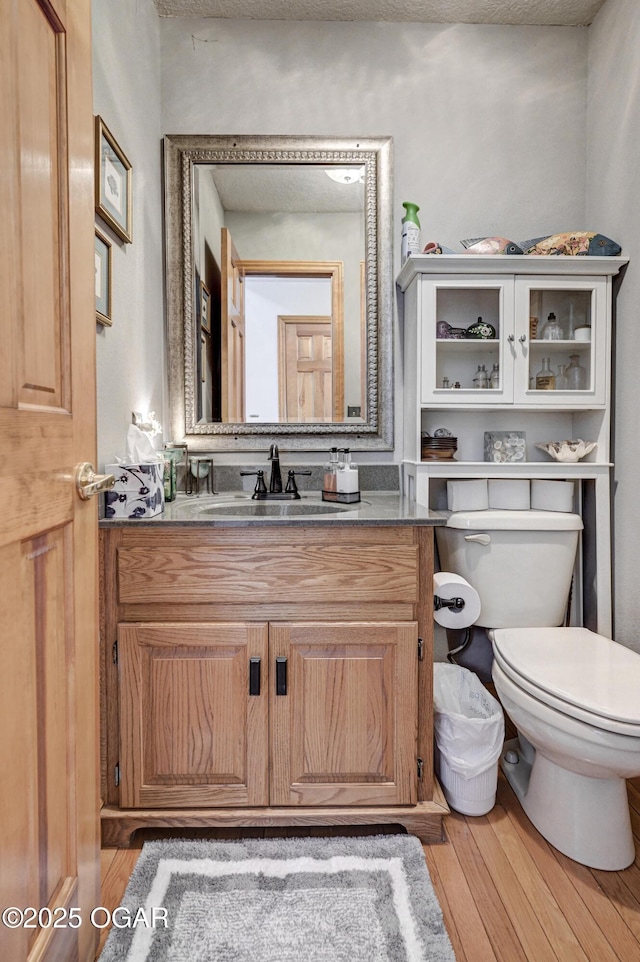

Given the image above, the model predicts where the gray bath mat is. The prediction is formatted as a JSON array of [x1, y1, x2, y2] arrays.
[[98, 834, 456, 961]]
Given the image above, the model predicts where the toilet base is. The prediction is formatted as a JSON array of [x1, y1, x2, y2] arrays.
[[501, 737, 636, 870]]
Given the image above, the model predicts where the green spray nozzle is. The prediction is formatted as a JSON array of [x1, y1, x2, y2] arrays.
[[402, 202, 421, 226]]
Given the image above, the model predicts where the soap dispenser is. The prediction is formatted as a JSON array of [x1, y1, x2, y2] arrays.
[[322, 447, 339, 500], [334, 448, 361, 504]]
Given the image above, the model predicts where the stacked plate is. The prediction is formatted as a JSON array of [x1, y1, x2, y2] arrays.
[[421, 435, 458, 460]]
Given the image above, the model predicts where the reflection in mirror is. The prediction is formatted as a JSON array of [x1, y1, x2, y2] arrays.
[[164, 136, 393, 451]]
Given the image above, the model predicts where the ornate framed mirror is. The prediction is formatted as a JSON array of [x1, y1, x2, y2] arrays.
[[163, 134, 393, 451]]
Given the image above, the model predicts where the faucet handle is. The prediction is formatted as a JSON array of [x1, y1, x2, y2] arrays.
[[284, 469, 311, 498], [240, 469, 268, 498]]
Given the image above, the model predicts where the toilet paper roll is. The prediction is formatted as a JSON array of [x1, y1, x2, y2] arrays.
[[433, 571, 482, 629]]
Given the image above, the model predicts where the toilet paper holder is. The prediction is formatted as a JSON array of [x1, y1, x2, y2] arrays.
[[434, 595, 466, 613]]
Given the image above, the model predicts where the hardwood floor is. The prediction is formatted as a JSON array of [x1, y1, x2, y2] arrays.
[[97, 776, 640, 960], [426, 774, 640, 962]]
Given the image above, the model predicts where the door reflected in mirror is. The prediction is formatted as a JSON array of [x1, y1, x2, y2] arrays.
[[193, 164, 366, 425], [164, 136, 393, 451]]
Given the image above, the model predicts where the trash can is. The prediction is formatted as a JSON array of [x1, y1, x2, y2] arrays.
[[433, 663, 505, 816]]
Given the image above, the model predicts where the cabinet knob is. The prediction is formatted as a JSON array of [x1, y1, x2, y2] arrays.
[[507, 334, 515, 342], [519, 334, 527, 343]]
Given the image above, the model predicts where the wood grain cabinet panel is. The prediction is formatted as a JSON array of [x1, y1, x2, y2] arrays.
[[270, 622, 418, 807], [116, 543, 419, 605], [118, 622, 269, 808]]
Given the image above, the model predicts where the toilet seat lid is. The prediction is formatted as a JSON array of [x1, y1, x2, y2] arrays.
[[492, 627, 640, 728]]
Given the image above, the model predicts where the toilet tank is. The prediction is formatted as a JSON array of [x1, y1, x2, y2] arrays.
[[435, 509, 583, 629]]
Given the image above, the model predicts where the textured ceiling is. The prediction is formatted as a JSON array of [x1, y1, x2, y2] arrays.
[[206, 164, 365, 213], [152, 0, 606, 27]]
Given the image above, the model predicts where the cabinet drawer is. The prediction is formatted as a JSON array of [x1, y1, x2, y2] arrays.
[[117, 541, 420, 605]]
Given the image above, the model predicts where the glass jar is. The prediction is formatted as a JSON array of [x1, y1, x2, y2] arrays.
[[542, 312, 564, 340], [555, 364, 569, 390], [535, 357, 556, 390], [566, 353, 587, 390], [489, 363, 499, 389]]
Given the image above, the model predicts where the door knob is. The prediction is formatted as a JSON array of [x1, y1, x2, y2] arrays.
[[75, 462, 116, 500]]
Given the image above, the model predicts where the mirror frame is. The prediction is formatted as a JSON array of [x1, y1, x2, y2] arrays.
[[163, 134, 393, 451]]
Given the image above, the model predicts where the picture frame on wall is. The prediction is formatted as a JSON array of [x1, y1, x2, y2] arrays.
[[94, 228, 112, 326], [95, 115, 132, 243], [200, 281, 211, 333]]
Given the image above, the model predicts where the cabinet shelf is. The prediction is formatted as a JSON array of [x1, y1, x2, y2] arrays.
[[418, 460, 610, 472], [436, 339, 499, 350]]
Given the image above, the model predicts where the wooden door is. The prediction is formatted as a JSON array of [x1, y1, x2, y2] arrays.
[[118, 623, 269, 808], [278, 316, 333, 421], [221, 227, 245, 421], [270, 622, 418, 807], [0, 2, 99, 961]]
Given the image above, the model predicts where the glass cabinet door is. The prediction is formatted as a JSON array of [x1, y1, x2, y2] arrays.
[[514, 277, 608, 406], [420, 278, 515, 405]]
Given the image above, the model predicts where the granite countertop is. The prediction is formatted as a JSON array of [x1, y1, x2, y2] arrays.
[[99, 491, 446, 528]]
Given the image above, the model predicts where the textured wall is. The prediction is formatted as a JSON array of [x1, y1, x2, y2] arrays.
[[160, 17, 588, 462], [587, 0, 640, 649], [93, 0, 165, 469]]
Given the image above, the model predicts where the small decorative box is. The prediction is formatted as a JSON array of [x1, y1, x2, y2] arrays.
[[104, 462, 165, 518], [484, 431, 526, 463]]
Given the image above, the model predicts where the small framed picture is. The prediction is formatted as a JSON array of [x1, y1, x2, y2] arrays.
[[95, 116, 132, 243], [200, 281, 211, 333], [94, 228, 112, 326]]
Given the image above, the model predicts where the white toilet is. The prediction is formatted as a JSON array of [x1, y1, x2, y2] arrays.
[[436, 508, 640, 870]]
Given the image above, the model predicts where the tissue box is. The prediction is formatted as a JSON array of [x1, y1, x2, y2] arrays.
[[488, 479, 531, 510], [447, 479, 489, 512], [484, 431, 526, 463], [104, 462, 165, 518]]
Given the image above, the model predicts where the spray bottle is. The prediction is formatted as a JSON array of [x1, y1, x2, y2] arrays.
[[401, 202, 421, 263]]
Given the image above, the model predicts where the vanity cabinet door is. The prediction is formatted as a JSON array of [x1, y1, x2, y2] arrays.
[[269, 622, 419, 807], [118, 622, 269, 808]]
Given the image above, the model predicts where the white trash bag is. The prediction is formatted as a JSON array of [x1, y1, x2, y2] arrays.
[[433, 663, 505, 815]]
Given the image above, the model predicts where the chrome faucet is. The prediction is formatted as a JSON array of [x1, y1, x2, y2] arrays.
[[240, 445, 311, 500]]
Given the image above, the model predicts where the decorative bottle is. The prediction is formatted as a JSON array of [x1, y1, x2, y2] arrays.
[[473, 364, 489, 388], [566, 353, 587, 390], [401, 202, 421, 263], [542, 312, 564, 340], [535, 357, 556, 390], [489, 363, 500, 389], [555, 364, 569, 390]]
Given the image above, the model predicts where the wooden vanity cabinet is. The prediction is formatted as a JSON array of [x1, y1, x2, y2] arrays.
[[100, 524, 447, 846]]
